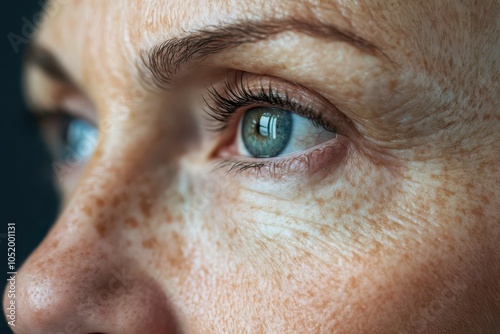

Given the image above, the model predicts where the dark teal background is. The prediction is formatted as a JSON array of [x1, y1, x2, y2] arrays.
[[1, 1, 59, 332]]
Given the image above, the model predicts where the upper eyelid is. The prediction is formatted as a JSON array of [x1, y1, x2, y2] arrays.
[[203, 72, 343, 132], [24, 43, 74, 86], [24, 74, 98, 127], [22, 47, 98, 125]]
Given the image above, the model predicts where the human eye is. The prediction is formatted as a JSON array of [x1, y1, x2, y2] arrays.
[[61, 116, 98, 162], [36, 111, 99, 165], [203, 72, 351, 177], [238, 107, 336, 158]]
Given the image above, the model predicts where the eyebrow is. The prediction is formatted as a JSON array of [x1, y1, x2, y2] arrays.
[[24, 43, 73, 85], [24, 18, 385, 90], [141, 18, 385, 88]]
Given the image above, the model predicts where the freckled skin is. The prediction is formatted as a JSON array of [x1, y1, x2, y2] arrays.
[[5, 0, 500, 333]]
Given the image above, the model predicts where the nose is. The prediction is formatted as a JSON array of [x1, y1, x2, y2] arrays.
[[3, 191, 180, 333], [3, 229, 180, 334]]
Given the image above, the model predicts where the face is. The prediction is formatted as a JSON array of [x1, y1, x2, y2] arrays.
[[5, 0, 500, 333]]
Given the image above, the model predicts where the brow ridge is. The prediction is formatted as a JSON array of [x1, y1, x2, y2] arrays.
[[141, 18, 383, 88]]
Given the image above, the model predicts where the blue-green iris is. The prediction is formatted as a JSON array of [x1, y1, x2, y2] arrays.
[[241, 107, 293, 158], [63, 118, 98, 161]]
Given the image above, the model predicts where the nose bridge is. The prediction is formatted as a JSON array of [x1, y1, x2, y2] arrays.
[[69, 131, 180, 235]]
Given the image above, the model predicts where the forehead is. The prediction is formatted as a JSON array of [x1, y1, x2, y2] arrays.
[[38, 0, 396, 56], [35, 0, 493, 101], [34, 1, 350, 94], [37, 0, 480, 62]]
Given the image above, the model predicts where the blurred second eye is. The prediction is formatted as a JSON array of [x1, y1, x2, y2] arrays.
[[61, 117, 99, 162], [238, 107, 337, 158]]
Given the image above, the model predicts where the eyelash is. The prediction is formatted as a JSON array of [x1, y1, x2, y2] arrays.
[[203, 73, 338, 175], [204, 74, 334, 132]]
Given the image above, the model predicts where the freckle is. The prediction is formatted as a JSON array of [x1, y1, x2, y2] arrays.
[[111, 195, 120, 208], [142, 237, 158, 249], [162, 209, 174, 223], [124, 217, 139, 228], [314, 196, 326, 207], [480, 195, 491, 205], [95, 221, 108, 237], [229, 227, 239, 238], [471, 206, 485, 219], [140, 199, 152, 218], [367, 207, 377, 216], [172, 231, 182, 244], [49, 240, 59, 249], [318, 224, 331, 237], [430, 173, 440, 180], [96, 198, 105, 208], [82, 205, 92, 216], [368, 242, 383, 257], [388, 78, 398, 91], [347, 276, 359, 289], [350, 252, 362, 263], [297, 231, 309, 241]]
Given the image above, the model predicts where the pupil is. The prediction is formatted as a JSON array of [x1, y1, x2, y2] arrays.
[[242, 107, 293, 158]]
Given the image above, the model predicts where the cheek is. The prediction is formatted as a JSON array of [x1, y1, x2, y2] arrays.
[[143, 151, 499, 332], [52, 128, 498, 333]]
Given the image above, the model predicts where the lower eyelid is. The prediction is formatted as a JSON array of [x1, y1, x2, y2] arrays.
[[213, 135, 350, 180]]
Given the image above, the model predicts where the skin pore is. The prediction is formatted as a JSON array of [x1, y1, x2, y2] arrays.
[[5, 0, 500, 333]]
